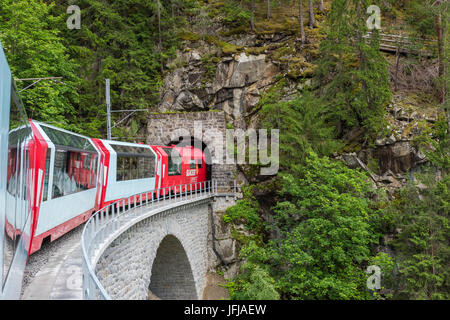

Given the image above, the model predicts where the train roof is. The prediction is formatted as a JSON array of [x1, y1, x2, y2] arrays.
[[95, 138, 156, 158], [30, 120, 97, 153], [152, 144, 204, 158]]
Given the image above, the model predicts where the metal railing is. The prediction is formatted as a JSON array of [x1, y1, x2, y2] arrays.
[[81, 180, 226, 300]]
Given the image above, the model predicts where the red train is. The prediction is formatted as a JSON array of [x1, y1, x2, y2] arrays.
[[7, 120, 208, 254]]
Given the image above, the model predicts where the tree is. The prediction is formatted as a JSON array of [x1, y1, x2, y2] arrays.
[[406, 0, 448, 104], [298, 0, 306, 43], [250, 0, 255, 31], [315, 0, 392, 138], [308, 0, 315, 28], [434, 0, 447, 104], [226, 242, 280, 300], [231, 151, 384, 300], [46, 0, 198, 138], [259, 84, 341, 170], [390, 170, 450, 299], [319, 0, 324, 13], [0, 0, 79, 129]]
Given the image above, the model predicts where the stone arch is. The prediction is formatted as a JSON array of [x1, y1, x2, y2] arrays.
[[148, 234, 197, 300], [147, 111, 236, 188]]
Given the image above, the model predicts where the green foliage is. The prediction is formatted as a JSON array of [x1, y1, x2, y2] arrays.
[[405, 0, 439, 39], [226, 151, 385, 300], [0, 0, 79, 130], [368, 252, 395, 299], [225, 241, 279, 300], [414, 116, 450, 173], [226, 263, 280, 300], [218, 1, 252, 28], [201, 53, 220, 79], [268, 152, 380, 299], [389, 170, 450, 300], [1, 0, 200, 138], [315, 0, 392, 138], [223, 188, 261, 231], [259, 83, 342, 170]]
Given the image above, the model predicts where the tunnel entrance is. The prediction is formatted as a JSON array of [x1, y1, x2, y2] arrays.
[[148, 235, 197, 300], [167, 136, 212, 181]]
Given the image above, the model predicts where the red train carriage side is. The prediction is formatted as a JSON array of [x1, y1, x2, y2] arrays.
[[92, 139, 160, 210], [27, 120, 100, 254], [150, 145, 207, 195]]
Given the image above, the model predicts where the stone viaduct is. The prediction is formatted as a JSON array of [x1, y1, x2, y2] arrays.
[[88, 192, 237, 300], [83, 111, 241, 300]]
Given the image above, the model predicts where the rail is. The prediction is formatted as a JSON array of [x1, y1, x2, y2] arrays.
[[81, 179, 237, 300]]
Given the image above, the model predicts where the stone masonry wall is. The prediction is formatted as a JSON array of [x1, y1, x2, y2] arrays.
[[95, 200, 211, 300]]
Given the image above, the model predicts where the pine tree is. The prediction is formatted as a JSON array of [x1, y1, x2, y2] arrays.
[[315, 0, 392, 139], [391, 170, 450, 299], [259, 83, 342, 170], [298, 0, 306, 43], [406, 0, 448, 104], [308, 0, 315, 28]]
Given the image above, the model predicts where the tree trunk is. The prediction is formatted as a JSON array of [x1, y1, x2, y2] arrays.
[[319, 0, 324, 13], [299, 0, 306, 43], [267, 0, 271, 19], [436, 10, 445, 104], [394, 45, 400, 92], [308, 0, 315, 28], [157, 0, 163, 72]]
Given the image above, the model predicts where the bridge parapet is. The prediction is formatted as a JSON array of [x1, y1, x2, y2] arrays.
[[81, 180, 236, 300]]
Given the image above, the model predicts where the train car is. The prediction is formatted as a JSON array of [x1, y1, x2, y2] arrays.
[[91, 138, 158, 210], [1, 42, 36, 299], [150, 145, 208, 195], [92, 140, 208, 208], [27, 120, 100, 254]]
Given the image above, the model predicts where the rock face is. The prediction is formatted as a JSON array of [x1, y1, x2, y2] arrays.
[[336, 96, 441, 195], [213, 52, 278, 125], [209, 197, 242, 281], [158, 43, 278, 129]]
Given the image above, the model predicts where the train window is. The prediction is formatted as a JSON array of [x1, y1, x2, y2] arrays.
[[52, 149, 97, 199], [117, 157, 125, 181], [130, 157, 138, 180], [42, 151, 51, 202], [91, 155, 98, 187], [144, 157, 154, 178], [138, 157, 146, 179], [190, 159, 196, 169], [116, 155, 155, 181], [3, 82, 34, 286], [83, 153, 91, 169], [196, 158, 203, 169], [112, 144, 156, 182], [162, 148, 181, 176], [40, 124, 96, 152]]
